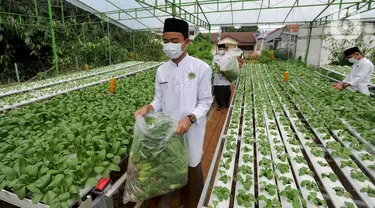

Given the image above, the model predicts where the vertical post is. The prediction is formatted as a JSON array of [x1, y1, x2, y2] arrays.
[[47, 0, 59, 75], [132, 31, 136, 60], [14, 63, 20, 83], [208, 24, 211, 42], [108, 20, 111, 65], [305, 22, 313, 65], [60, 0, 65, 26], [172, 0, 176, 18], [34, 0, 39, 23]]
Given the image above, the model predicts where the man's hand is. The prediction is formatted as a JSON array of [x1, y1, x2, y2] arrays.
[[333, 82, 344, 90], [133, 105, 154, 120], [336, 83, 345, 90], [176, 117, 191, 135]]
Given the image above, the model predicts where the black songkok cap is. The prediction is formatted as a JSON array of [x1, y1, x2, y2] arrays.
[[163, 18, 189, 35], [344, 47, 361, 57]]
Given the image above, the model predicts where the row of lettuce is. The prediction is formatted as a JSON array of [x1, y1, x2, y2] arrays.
[[0, 69, 157, 208]]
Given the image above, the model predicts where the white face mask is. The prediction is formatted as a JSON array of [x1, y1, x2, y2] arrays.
[[348, 57, 357, 64], [218, 50, 225, 55], [163, 40, 186, 60]]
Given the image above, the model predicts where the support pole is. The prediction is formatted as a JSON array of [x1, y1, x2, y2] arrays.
[[47, 0, 59, 75], [108, 20, 111, 65], [208, 24, 211, 42], [304, 22, 313, 65], [172, 0, 177, 18], [14, 63, 20, 83], [60, 0, 65, 26], [132, 31, 135, 60], [34, 0, 39, 23]]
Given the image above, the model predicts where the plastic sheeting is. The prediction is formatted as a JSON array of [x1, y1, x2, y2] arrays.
[[67, 0, 375, 30]]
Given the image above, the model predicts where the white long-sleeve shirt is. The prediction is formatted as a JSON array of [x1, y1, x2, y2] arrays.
[[151, 54, 213, 167], [343, 58, 374, 95], [213, 54, 232, 86]]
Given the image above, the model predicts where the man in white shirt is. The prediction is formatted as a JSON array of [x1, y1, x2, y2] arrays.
[[333, 47, 374, 95], [213, 44, 232, 110], [134, 18, 213, 207]]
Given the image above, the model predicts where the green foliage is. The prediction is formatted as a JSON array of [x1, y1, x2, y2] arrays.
[[236, 189, 256, 206], [257, 50, 274, 64], [125, 112, 188, 201], [213, 186, 230, 202], [333, 187, 351, 198], [279, 186, 304, 208], [186, 33, 212, 60], [0, 1, 164, 83], [274, 48, 293, 60], [222, 26, 259, 32], [321, 30, 375, 65], [0, 69, 157, 206]]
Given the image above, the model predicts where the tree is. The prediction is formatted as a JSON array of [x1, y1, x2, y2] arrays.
[[222, 26, 259, 33]]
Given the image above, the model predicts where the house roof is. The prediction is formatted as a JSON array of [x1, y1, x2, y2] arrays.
[[203, 32, 256, 45], [264, 24, 299, 42], [265, 28, 283, 42]]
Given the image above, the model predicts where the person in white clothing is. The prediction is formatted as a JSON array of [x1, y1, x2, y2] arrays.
[[213, 44, 232, 110], [333, 47, 374, 95], [133, 18, 213, 208]]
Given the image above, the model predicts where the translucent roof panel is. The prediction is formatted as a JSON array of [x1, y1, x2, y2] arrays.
[[68, 0, 375, 30]]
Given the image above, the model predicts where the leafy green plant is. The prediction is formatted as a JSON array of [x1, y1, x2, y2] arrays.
[[242, 145, 252, 153], [257, 195, 282, 208], [294, 155, 307, 164], [236, 189, 256, 206], [321, 173, 338, 182], [242, 154, 253, 163], [0, 69, 157, 206], [260, 182, 278, 196], [237, 174, 253, 190], [260, 168, 277, 180], [340, 160, 358, 169], [333, 187, 351, 198], [276, 163, 290, 174], [298, 167, 314, 177], [311, 148, 325, 157], [317, 161, 328, 167], [226, 141, 236, 151], [279, 186, 304, 208], [213, 186, 230, 202], [351, 170, 370, 182], [277, 154, 289, 162], [219, 174, 232, 184], [301, 180, 319, 191], [291, 147, 300, 153], [279, 176, 293, 185], [307, 192, 327, 207], [360, 153, 374, 162], [360, 186, 375, 197], [259, 158, 273, 168], [344, 202, 355, 208], [238, 165, 253, 175]]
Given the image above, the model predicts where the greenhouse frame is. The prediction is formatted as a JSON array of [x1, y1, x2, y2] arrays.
[[1, 0, 375, 208]]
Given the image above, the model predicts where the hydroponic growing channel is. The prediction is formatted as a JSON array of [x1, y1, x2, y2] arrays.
[[200, 63, 375, 208]]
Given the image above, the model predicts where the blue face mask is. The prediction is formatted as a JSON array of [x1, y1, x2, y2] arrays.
[[218, 50, 225, 55]]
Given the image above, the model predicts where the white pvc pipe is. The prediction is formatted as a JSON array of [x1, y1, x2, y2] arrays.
[[0, 62, 143, 98], [0, 63, 162, 112]]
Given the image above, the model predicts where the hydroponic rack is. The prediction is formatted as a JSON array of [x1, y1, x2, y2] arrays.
[[200, 63, 375, 208]]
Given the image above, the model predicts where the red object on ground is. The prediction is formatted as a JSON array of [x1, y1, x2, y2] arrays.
[[96, 178, 110, 191]]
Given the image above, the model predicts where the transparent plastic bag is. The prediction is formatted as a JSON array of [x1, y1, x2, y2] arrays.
[[123, 112, 188, 203], [221, 48, 242, 82]]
